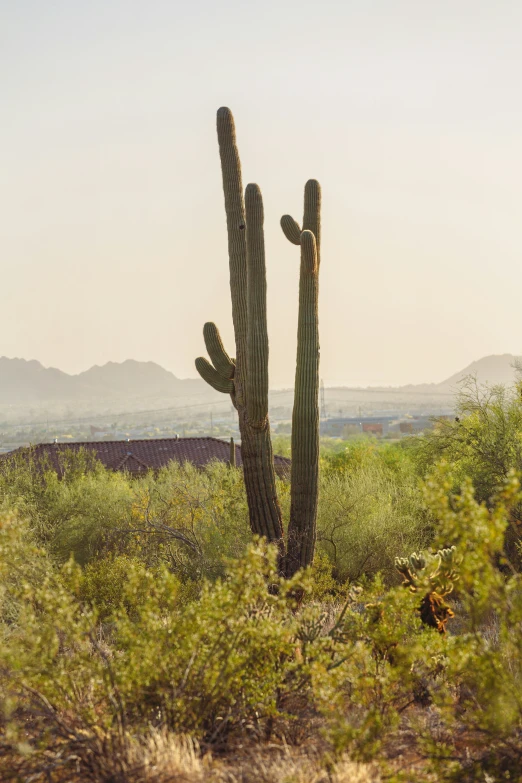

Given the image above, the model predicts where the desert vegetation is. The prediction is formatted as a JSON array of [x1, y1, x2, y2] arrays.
[[3, 385, 522, 781]]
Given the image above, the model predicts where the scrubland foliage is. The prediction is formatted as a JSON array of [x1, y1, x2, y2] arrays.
[[3, 384, 522, 780], [317, 440, 428, 582]]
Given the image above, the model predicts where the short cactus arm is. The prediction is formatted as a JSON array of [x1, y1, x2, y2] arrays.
[[245, 183, 269, 425], [216, 108, 248, 384], [203, 322, 235, 379], [302, 179, 321, 265], [195, 356, 234, 395], [280, 215, 301, 245], [281, 179, 321, 267]]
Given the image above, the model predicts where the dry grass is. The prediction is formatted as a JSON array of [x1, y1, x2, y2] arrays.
[[211, 746, 380, 783], [1, 724, 380, 783]]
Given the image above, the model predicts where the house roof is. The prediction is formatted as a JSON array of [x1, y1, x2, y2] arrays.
[[2, 437, 291, 479]]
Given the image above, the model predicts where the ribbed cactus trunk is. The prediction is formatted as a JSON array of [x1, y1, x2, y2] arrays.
[[195, 108, 322, 576], [195, 108, 284, 552], [285, 231, 319, 574], [281, 181, 322, 577], [242, 184, 284, 545]]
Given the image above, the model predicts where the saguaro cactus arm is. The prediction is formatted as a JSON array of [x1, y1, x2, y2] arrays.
[[280, 215, 301, 245], [203, 322, 235, 379], [245, 183, 269, 425], [195, 357, 234, 395], [281, 179, 321, 265]]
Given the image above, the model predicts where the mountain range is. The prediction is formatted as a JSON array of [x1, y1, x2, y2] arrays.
[[0, 358, 214, 405], [0, 353, 519, 406]]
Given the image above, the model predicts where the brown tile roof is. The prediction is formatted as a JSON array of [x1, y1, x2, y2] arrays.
[[2, 437, 291, 479]]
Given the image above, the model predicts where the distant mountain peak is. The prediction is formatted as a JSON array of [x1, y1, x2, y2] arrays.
[[440, 353, 521, 389]]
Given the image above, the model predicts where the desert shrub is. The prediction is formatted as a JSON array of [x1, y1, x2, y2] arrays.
[[409, 378, 522, 570], [74, 553, 185, 621], [0, 439, 428, 586], [313, 579, 446, 764], [316, 450, 429, 582], [308, 465, 522, 777], [5, 467, 522, 780], [320, 438, 411, 477], [0, 509, 52, 628], [0, 508, 456, 778], [47, 470, 136, 564], [409, 378, 522, 502], [109, 542, 311, 735], [308, 550, 347, 601], [0, 449, 134, 565], [122, 460, 253, 581], [8, 434, 522, 779], [0, 452, 254, 581], [413, 463, 522, 779], [1, 531, 307, 738]]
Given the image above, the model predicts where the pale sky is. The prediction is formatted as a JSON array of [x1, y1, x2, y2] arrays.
[[2, 0, 522, 387]]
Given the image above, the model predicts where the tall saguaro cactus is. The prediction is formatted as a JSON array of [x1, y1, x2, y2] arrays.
[[195, 108, 284, 549], [196, 108, 322, 576], [281, 182, 322, 576]]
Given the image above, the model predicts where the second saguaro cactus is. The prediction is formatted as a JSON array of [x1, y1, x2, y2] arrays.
[[281, 182, 321, 577]]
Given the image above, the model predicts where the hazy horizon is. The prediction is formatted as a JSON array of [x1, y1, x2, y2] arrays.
[[1, 350, 520, 392], [3, 1, 522, 388]]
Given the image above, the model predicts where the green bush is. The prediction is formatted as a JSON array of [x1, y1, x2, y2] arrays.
[[4, 464, 522, 780], [75, 553, 182, 621], [316, 446, 429, 582], [0, 451, 254, 580], [0, 509, 52, 627], [7, 433, 522, 779], [409, 378, 522, 502]]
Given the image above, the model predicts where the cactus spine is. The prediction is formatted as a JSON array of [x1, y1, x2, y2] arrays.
[[281, 182, 321, 576], [195, 108, 284, 548]]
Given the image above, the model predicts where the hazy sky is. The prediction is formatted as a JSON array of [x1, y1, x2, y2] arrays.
[[2, 0, 522, 387]]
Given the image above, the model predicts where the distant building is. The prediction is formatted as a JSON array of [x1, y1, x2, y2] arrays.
[[321, 416, 392, 437], [2, 437, 291, 480], [362, 422, 383, 436]]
